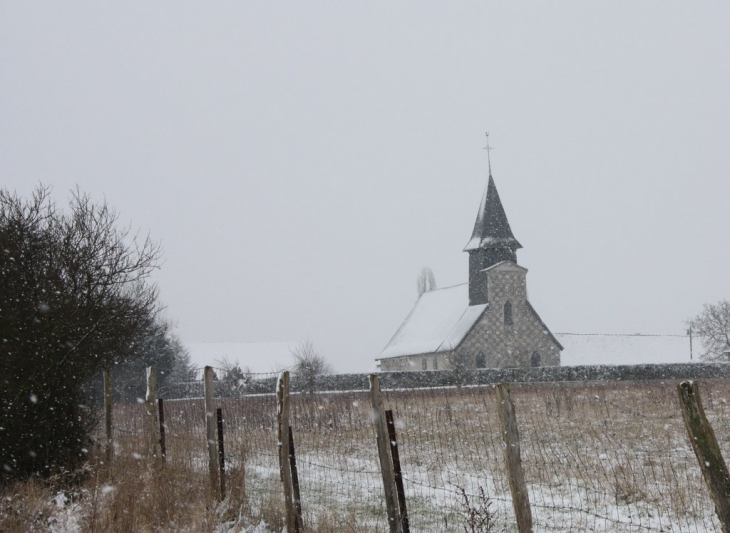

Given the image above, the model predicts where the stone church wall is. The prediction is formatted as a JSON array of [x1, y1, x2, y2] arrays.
[[458, 264, 561, 368], [161, 363, 730, 398]]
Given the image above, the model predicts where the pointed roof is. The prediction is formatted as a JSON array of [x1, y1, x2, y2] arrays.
[[464, 175, 522, 252]]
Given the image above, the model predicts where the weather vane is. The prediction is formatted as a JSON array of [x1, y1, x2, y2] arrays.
[[482, 132, 494, 176]]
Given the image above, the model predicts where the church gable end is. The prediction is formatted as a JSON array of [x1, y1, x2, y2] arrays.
[[456, 262, 561, 368]]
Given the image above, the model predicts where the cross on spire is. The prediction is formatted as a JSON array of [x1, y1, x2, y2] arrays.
[[482, 132, 494, 177]]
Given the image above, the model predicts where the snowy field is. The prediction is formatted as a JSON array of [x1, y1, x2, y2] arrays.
[[107, 379, 730, 532]]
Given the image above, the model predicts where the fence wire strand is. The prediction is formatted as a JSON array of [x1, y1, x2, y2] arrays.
[[512, 381, 720, 532], [110, 375, 730, 532]]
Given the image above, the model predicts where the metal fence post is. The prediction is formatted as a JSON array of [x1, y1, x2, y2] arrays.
[[217, 407, 226, 497], [158, 398, 166, 466], [103, 369, 113, 470], [204, 366, 221, 500], [289, 426, 303, 532], [386, 409, 409, 533]]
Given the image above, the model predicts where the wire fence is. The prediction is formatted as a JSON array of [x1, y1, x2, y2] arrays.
[[512, 381, 719, 531], [110, 372, 730, 532], [288, 390, 387, 531]]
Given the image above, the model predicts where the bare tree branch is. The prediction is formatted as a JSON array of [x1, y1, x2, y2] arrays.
[[290, 341, 333, 394], [689, 300, 730, 361]]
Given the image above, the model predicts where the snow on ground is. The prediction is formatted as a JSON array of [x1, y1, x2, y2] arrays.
[[557, 333, 700, 366], [184, 341, 301, 374], [47, 492, 83, 533]]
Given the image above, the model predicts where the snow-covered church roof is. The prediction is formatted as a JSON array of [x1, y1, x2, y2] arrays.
[[378, 283, 487, 359]]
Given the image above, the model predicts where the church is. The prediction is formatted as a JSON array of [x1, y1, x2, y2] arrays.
[[377, 169, 562, 372]]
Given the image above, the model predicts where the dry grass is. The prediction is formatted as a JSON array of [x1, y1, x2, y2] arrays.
[[4, 379, 730, 532], [0, 477, 59, 532]]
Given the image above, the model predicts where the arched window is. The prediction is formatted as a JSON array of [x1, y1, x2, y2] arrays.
[[531, 351, 541, 367], [476, 352, 487, 369], [422, 358, 427, 371], [504, 301, 513, 326]]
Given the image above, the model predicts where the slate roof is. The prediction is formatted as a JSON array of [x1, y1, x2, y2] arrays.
[[378, 284, 487, 359], [464, 175, 522, 252]]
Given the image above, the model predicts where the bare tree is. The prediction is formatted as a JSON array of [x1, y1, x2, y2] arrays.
[[416, 267, 437, 297], [689, 300, 730, 361], [290, 341, 332, 394], [215, 356, 251, 397]]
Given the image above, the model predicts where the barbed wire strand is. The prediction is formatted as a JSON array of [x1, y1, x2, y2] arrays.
[[110, 373, 730, 531]]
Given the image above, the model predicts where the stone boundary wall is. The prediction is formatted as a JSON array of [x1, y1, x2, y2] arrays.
[[159, 362, 730, 399]]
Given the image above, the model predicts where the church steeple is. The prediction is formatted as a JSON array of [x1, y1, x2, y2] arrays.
[[464, 174, 522, 305], [464, 175, 522, 254]]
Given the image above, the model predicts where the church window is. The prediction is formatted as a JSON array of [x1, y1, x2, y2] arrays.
[[433, 357, 438, 370], [531, 351, 541, 367], [504, 301, 513, 326], [476, 352, 486, 369], [422, 358, 427, 370]]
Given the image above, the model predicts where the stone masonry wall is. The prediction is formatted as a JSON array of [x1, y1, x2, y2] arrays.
[[160, 363, 730, 398], [378, 351, 453, 372], [459, 263, 561, 368]]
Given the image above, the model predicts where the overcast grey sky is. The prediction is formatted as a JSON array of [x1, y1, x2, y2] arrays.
[[2, 2, 729, 373]]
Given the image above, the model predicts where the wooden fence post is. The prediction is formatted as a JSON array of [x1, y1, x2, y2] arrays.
[[217, 407, 226, 498], [158, 398, 166, 466], [678, 380, 730, 532], [386, 409, 409, 533], [369, 374, 402, 533], [277, 371, 297, 533], [204, 366, 221, 500], [496, 383, 533, 533], [103, 369, 113, 470], [145, 366, 160, 461]]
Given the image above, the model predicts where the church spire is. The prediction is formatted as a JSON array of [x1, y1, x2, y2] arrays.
[[463, 174, 522, 253], [465, 136, 522, 305]]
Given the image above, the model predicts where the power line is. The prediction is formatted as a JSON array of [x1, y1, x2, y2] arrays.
[[554, 332, 689, 338]]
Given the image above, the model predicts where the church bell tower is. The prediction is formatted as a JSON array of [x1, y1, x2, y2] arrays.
[[463, 174, 522, 306]]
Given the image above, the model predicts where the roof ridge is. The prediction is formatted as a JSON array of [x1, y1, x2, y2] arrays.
[[186, 340, 299, 345], [425, 282, 468, 293]]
